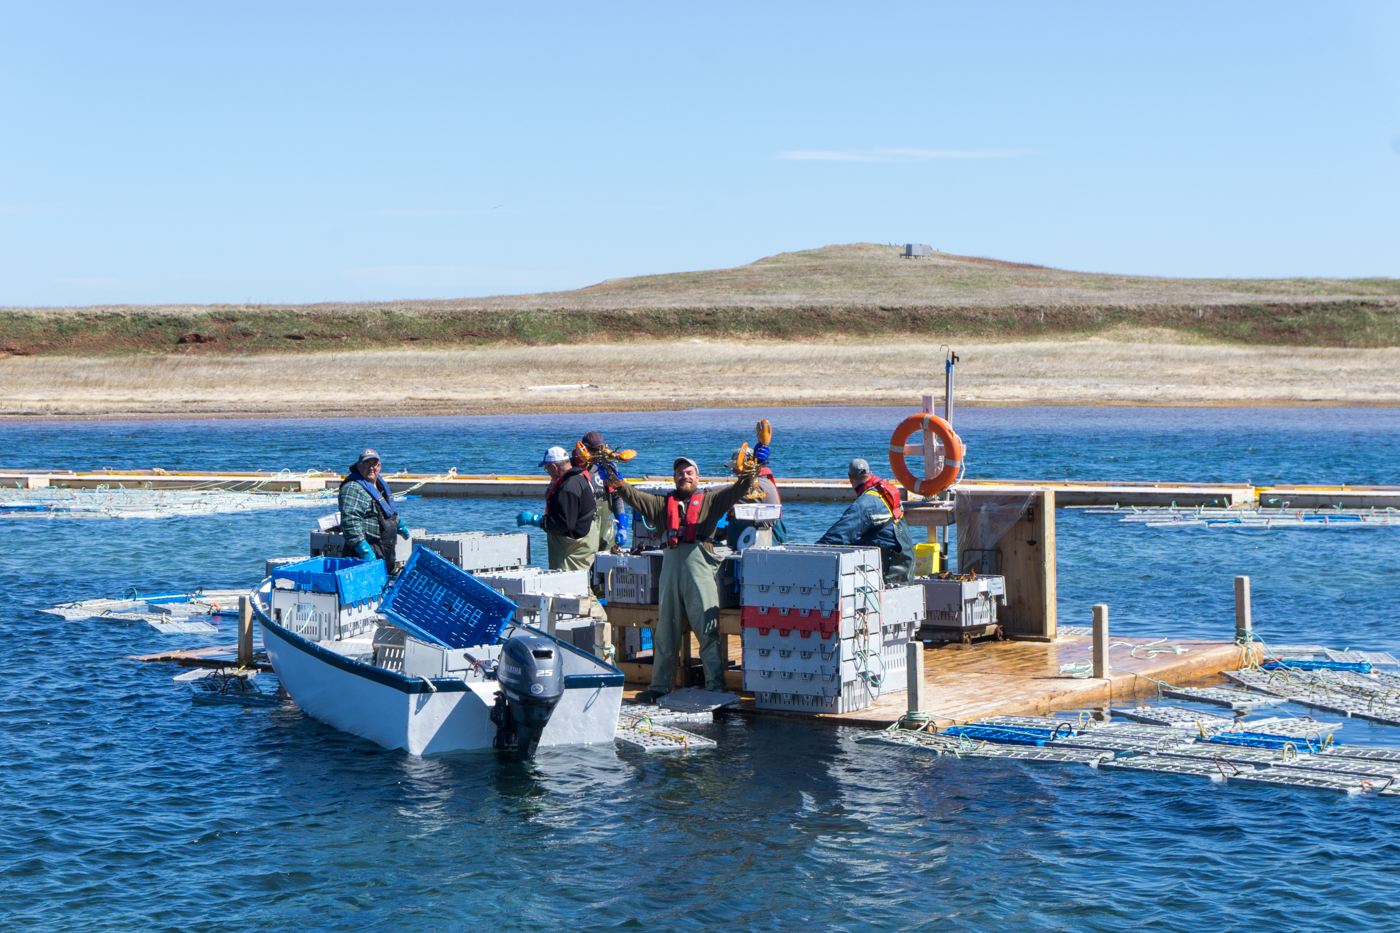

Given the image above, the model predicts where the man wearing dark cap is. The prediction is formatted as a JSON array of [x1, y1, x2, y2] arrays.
[[339, 448, 410, 574], [580, 431, 617, 553], [607, 456, 756, 702], [817, 458, 915, 586]]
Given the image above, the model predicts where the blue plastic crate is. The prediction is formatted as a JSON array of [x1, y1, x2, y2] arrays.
[[1206, 731, 1316, 753], [1261, 659, 1372, 674], [941, 725, 1058, 747], [379, 547, 517, 649], [272, 557, 387, 605]]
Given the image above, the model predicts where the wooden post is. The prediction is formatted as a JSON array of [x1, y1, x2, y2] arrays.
[[238, 596, 253, 667], [1234, 576, 1252, 641], [906, 641, 925, 712], [539, 595, 555, 636], [593, 620, 612, 663], [1091, 604, 1109, 679]]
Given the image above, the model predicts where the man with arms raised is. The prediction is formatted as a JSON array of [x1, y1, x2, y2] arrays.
[[608, 457, 756, 703]]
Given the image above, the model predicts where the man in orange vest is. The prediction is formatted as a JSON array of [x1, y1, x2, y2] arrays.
[[817, 458, 915, 585], [607, 457, 756, 703]]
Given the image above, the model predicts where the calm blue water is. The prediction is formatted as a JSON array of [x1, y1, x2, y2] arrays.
[[4, 406, 1400, 932]]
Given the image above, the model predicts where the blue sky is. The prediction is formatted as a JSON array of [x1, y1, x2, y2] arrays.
[[1, 2, 1398, 306]]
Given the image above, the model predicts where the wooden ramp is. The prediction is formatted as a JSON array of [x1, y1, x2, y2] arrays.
[[819, 633, 1242, 728]]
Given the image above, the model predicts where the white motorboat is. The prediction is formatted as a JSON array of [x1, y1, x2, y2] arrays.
[[250, 552, 624, 756]]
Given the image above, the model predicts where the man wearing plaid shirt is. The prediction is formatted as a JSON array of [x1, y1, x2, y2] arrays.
[[339, 448, 410, 573]]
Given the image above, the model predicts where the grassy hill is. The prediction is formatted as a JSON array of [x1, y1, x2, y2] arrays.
[[3, 243, 1399, 355]]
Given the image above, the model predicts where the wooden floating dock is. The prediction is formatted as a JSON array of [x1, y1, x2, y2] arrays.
[[819, 633, 1241, 728], [605, 605, 1240, 727], [8, 468, 1399, 507]]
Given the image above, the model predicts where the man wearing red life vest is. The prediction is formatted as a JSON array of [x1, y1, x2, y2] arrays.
[[608, 456, 757, 703], [817, 458, 916, 586]]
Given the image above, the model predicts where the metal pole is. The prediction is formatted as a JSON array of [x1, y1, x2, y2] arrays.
[[1092, 604, 1109, 679], [1234, 576, 1252, 641], [238, 596, 253, 667], [944, 352, 956, 428], [921, 393, 938, 545]]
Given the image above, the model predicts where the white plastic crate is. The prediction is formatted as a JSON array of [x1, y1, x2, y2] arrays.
[[606, 552, 663, 604], [916, 576, 1006, 629], [740, 545, 881, 590], [882, 584, 926, 626], [732, 503, 782, 522], [475, 567, 590, 597], [311, 530, 414, 565], [264, 556, 305, 577], [742, 636, 855, 686], [753, 679, 872, 714], [268, 587, 379, 643], [413, 532, 530, 572]]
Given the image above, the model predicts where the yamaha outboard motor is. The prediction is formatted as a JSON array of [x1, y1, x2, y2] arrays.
[[490, 633, 565, 757]]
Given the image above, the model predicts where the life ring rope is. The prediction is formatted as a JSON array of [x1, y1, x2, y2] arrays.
[[888, 413, 965, 498]]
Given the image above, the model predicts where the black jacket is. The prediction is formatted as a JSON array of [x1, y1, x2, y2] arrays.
[[542, 467, 597, 538]]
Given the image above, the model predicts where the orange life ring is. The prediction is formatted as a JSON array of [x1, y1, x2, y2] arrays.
[[888, 413, 964, 497]]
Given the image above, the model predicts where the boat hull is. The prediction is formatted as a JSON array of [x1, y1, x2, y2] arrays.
[[256, 588, 622, 756]]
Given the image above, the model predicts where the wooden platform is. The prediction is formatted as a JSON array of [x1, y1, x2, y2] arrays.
[[815, 633, 1241, 728], [130, 643, 272, 672]]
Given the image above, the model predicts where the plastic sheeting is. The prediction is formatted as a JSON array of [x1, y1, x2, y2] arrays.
[[953, 492, 1035, 574]]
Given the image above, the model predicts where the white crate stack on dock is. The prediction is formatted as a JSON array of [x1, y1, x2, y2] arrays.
[[412, 532, 530, 573], [740, 545, 888, 714]]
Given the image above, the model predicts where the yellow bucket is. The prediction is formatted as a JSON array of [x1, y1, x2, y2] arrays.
[[914, 542, 940, 577]]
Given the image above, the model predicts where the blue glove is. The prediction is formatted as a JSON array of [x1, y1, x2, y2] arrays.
[[754, 444, 770, 465], [516, 511, 544, 528], [351, 540, 375, 560], [600, 463, 620, 486], [397, 519, 410, 539]]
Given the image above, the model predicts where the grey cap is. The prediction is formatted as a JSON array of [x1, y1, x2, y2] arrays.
[[538, 446, 570, 467], [354, 448, 381, 467], [673, 456, 699, 473], [848, 457, 871, 478]]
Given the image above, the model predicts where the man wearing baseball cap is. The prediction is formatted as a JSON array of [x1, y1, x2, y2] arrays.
[[518, 446, 597, 571], [606, 454, 756, 703], [339, 448, 411, 574], [817, 457, 915, 585]]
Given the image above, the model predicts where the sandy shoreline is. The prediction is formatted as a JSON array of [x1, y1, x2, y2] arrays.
[[2, 335, 1399, 421]]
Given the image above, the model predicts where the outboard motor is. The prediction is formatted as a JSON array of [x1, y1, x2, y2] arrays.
[[490, 633, 565, 757]]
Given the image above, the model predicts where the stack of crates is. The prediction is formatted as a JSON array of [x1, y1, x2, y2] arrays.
[[412, 532, 530, 573], [269, 557, 388, 643], [739, 545, 885, 714]]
